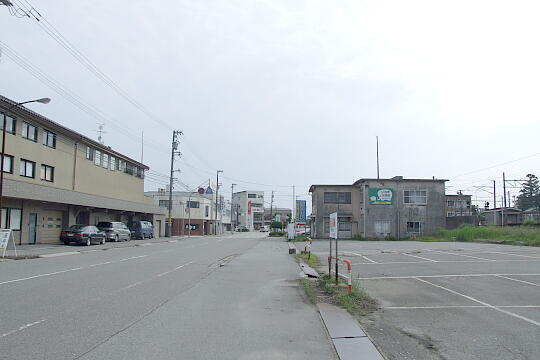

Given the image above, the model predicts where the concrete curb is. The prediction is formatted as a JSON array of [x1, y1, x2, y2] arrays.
[[317, 303, 384, 360]]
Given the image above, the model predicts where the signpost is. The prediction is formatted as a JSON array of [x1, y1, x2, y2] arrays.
[[296, 200, 307, 224], [329, 212, 338, 280], [0, 229, 16, 258]]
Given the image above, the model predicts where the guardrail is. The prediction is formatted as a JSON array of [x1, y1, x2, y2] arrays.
[[328, 256, 353, 294]]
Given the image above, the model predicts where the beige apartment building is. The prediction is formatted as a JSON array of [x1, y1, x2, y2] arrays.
[[0, 95, 165, 245]]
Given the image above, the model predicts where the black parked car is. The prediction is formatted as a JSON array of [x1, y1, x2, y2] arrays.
[[60, 225, 106, 246]]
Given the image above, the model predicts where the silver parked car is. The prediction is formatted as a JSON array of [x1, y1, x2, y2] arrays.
[[96, 221, 131, 242]]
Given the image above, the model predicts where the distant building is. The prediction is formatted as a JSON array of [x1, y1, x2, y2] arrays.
[[232, 191, 264, 230], [445, 194, 478, 229], [483, 208, 523, 226], [523, 208, 540, 222], [309, 176, 447, 239], [264, 207, 292, 226], [145, 190, 229, 235]]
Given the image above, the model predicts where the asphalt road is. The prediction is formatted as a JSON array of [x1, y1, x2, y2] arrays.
[[0, 233, 336, 360], [311, 240, 540, 360]]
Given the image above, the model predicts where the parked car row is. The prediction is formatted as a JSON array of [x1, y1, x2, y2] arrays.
[[60, 220, 154, 246]]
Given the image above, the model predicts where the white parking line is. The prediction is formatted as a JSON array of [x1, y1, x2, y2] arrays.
[[358, 273, 540, 280], [350, 258, 540, 266], [495, 275, 540, 287], [401, 253, 437, 262], [414, 277, 540, 328], [348, 252, 378, 263], [430, 250, 495, 261], [386, 305, 540, 310], [487, 251, 540, 259], [39, 251, 81, 258], [0, 255, 147, 286]]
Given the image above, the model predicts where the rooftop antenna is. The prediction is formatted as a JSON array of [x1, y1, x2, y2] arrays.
[[376, 136, 380, 179], [96, 123, 106, 144]]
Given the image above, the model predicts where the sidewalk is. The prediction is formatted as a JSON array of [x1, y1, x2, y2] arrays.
[[80, 237, 338, 360]]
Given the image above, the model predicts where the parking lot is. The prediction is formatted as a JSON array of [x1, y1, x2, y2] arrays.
[[310, 240, 540, 360]]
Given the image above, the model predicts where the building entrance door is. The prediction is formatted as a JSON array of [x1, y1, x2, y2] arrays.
[[28, 213, 37, 244]]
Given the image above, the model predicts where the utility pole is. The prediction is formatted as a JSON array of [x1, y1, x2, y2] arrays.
[[492, 180, 496, 209], [215, 170, 223, 235], [166, 130, 182, 237], [376, 135, 380, 179], [230, 183, 236, 231], [270, 190, 275, 227], [292, 185, 296, 223]]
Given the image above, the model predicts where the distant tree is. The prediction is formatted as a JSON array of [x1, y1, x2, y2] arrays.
[[516, 174, 540, 210]]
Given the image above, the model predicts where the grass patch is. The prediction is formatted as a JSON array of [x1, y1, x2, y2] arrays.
[[317, 274, 378, 315], [296, 252, 319, 268], [420, 225, 540, 246], [269, 231, 286, 237], [302, 278, 317, 304]]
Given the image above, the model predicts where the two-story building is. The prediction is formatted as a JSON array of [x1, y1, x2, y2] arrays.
[[0, 95, 165, 244], [309, 176, 447, 239]]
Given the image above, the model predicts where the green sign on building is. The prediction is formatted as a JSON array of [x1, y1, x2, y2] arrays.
[[369, 188, 394, 205]]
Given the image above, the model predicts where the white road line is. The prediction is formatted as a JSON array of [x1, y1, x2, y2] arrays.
[[385, 305, 540, 310], [349, 258, 540, 266], [1, 319, 46, 338], [495, 275, 540, 287], [157, 261, 193, 277], [430, 250, 494, 261], [123, 281, 143, 289], [414, 277, 540, 328], [487, 251, 540, 259], [0, 255, 147, 286], [349, 252, 378, 263], [39, 251, 80, 258], [401, 253, 437, 262], [358, 273, 540, 280]]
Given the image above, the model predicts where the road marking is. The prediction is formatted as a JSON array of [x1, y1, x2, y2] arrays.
[[348, 252, 378, 263], [401, 253, 437, 262], [487, 251, 540, 259], [349, 258, 540, 266], [139, 243, 153, 246], [429, 250, 494, 261], [123, 281, 143, 289], [358, 273, 540, 280], [157, 261, 193, 277], [168, 240, 178, 243], [39, 251, 80, 258], [385, 305, 540, 310], [495, 275, 540, 287], [0, 255, 147, 286], [414, 277, 540, 328], [1, 319, 46, 338]]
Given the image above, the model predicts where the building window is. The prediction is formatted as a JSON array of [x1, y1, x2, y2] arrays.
[[42, 130, 56, 148], [447, 212, 455, 217], [22, 122, 38, 141], [406, 221, 422, 234], [187, 201, 200, 208], [0, 113, 16, 134], [324, 192, 351, 204], [404, 190, 427, 205], [447, 200, 455, 207], [1, 154, 13, 173], [86, 146, 94, 161], [19, 159, 36, 178], [110, 156, 116, 171], [135, 167, 144, 178], [118, 159, 126, 172], [323, 217, 330, 233], [205, 205, 209, 217], [40, 164, 54, 182], [248, 193, 257, 198], [102, 153, 109, 169], [158, 200, 170, 207], [94, 150, 101, 166], [125, 162, 134, 175], [1, 208, 22, 230]]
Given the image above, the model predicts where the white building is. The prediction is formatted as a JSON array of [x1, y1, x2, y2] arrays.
[[232, 191, 264, 230]]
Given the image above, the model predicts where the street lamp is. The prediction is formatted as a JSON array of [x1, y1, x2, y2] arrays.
[[0, 98, 51, 211], [214, 170, 223, 235]]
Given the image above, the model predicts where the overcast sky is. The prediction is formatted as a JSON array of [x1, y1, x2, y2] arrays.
[[2, 1, 540, 210]]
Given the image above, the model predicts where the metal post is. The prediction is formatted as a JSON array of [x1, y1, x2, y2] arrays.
[[493, 180, 496, 209], [335, 204, 339, 284], [230, 184, 236, 232], [215, 170, 223, 235]]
